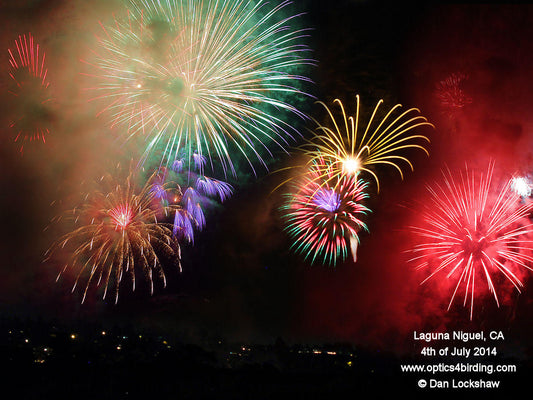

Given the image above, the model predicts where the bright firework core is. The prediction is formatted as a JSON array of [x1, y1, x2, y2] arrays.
[[109, 205, 134, 230], [342, 156, 361, 175]]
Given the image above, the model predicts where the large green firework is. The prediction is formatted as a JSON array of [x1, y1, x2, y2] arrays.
[[84, 0, 314, 176]]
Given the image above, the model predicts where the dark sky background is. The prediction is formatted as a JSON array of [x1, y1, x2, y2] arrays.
[[1, 0, 533, 366]]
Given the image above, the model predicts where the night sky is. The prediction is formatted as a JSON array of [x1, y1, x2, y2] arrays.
[[1, 0, 533, 377]]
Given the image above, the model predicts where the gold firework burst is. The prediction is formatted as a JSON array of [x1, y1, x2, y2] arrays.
[[302, 94, 434, 192], [45, 168, 181, 304]]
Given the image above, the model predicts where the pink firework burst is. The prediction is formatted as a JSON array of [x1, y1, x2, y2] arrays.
[[7, 33, 53, 152], [408, 162, 533, 319], [281, 158, 371, 266]]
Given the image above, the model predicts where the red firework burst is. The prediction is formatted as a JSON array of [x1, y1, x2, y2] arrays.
[[7, 33, 53, 152], [408, 162, 533, 319], [434, 72, 472, 115]]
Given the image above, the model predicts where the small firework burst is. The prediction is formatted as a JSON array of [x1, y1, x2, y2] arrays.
[[434, 72, 472, 112], [7, 33, 53, 152], [408, 162, 533, 319], [281, 158, 370, 266]]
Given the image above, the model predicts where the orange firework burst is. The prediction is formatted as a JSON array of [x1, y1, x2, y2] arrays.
[[44, 168, 181, 304]]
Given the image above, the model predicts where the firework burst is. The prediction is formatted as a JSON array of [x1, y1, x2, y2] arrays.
[[168, 154, 233, 242], [281, 158, 370, 266], [300, 95, 433, 192], [434, 72, 472, 113], [407, 162, 533, 319], [7, 33, 53, 152], [44, 168, 182, 304], [83, 0, 314, 175]]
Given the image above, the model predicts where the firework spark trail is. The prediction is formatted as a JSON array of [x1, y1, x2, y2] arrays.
[[83, 0, 314, 176], [7, 33, 52, 151], [299, 95, 433, 193], [408, 162, 533, 319], [281, 157, 370, 266], [44, 168, 182, 304]]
